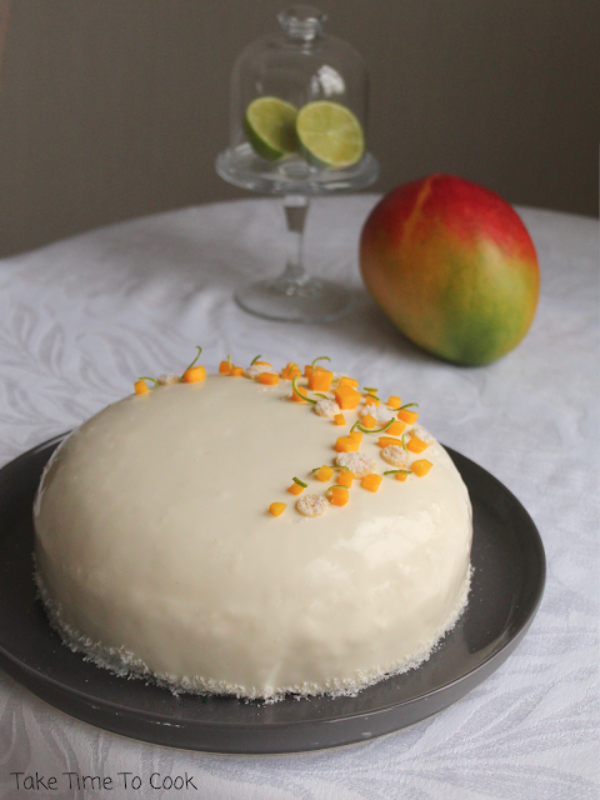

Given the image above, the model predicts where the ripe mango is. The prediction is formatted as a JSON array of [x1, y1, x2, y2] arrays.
[[360, 175, 540, 365]]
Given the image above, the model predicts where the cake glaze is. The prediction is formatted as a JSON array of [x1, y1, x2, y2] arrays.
[[34, 373, 472, 700]]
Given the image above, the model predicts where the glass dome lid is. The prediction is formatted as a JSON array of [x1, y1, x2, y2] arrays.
[[217, 5, 377, 194]]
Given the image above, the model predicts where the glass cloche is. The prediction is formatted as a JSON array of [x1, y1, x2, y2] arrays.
[[216, 5, 378, 322]]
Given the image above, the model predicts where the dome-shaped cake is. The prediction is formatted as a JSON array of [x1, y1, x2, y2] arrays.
[[34, 357, 472, 700]]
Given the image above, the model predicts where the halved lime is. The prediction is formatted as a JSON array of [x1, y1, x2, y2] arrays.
[[295, 101, 365, 168], [243, 97, 299, 161]]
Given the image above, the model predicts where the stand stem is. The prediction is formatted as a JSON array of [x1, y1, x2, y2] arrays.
[[233, 192, 353, 322], [282, 195, 310, 287]]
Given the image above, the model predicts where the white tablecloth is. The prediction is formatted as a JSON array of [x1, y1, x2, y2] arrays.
[[0, 196, 598, 799]]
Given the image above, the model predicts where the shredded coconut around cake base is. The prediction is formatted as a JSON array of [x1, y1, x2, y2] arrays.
[[35, 562, 471, 704]]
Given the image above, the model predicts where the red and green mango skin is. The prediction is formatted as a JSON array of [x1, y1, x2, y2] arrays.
[[360, 175, 540, 366]]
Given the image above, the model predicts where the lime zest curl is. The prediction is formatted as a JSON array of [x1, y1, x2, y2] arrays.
[[183, 346, 203, 375], [250, 354, 262, 365], [363, 386, 378, 393], [350, 418, 395, 435], [292, 374, 317, 404], [139, 376, 159, 386], [293, 477, 308, 488], [311, 355, 331, 368], [400, 402, 419, 410], [384, 469, 412, 476], [326, 484, 348, 494]]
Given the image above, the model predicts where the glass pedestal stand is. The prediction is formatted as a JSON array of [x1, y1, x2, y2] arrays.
[[216, 144, 379, 323]]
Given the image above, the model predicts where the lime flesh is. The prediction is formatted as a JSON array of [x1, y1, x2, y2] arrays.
[[243, 97, 299, 161], [296, 101, 365, 168]]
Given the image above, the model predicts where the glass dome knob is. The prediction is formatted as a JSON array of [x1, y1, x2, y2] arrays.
[[277, 6, 327, 41]]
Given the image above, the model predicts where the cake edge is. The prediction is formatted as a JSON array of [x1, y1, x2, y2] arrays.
[[34, 559, 472, 704]]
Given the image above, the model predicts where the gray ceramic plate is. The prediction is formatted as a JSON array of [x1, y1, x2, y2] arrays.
[[0, 434, 545, 754]]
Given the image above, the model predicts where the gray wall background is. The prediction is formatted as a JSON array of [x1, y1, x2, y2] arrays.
[[0, 0, 598, 257]]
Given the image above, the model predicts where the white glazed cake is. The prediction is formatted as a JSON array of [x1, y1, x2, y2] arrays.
[[34, 356, 472, 700]]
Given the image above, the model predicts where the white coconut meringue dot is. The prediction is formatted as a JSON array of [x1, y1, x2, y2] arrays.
[[314, 398, 340, 418], [381, 445, 409, 468], [359, 404, 394, 424], [296, 495, 328, 517], [335, 452, 378, 477], [158, 373, 181, 385], [412, 424, 434, 443], [244, 364, 278, 380]]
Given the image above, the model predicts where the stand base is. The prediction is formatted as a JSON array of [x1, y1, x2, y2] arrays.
[[234, 276, 355, 323]]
